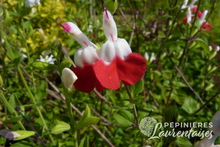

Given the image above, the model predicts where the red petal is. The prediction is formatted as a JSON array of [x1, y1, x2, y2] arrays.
[[72, 63, 104, 93], [116, 53, 146, 85], [93, 58, 120, 90], [183, 17, 187, 24], [201, 22, 212, 32]]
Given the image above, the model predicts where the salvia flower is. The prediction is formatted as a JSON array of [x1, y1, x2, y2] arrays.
[[61, 68, 78, 90], [93, 10, 146, 90], [199, 10, 212, 32], [60, 22, 104, 93], [0, 130, 20, 141]]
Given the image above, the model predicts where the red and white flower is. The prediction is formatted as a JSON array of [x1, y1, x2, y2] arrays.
[[60, 22, 104, 93], [93, 10, 146, 90]]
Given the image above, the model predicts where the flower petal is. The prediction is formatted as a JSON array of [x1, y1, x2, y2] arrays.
[[93, 58, 120, 90], [71, 63, 104, 93], [116, 53, 146, 85]]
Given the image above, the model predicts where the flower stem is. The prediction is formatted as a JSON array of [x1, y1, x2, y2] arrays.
[[64, 89, 78, 147], [0, 92, 26, 130], [17, 66, 54, 143]]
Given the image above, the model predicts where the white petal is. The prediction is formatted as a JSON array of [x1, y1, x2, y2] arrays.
[[103, 10, 117, 42], [186, 7, 192, 24], [62, 22, 91, 48], [200, 10, 208, 24], [150, 53, 156, 61], [61, 68, 78, 90], [5, 132, 20, 141], [114, 38, 132, 60], [144, 52, 149, 60], [74, 48, 84, 67], [82, 46, 99, 65], [100, 41, 116, 62], [188, 0, 197, 8]]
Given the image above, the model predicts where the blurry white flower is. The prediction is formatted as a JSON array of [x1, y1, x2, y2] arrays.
[[38, 55, 56, 64], [0, 130, 20, 141], [61, 68, 78, 90], [25, 0, 40, 7], [186, 7, 192, 24], [145, 52, 156, 61], [181, 0, 197, 9], [200, 10, 208, 24], [88, 23, 93, 33]]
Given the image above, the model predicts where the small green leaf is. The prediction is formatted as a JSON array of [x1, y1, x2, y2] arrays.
[[182, 98, 200, 114], [134, 79, 144, 95], [164, 105, 179, 122], [76, 116, 100, 129], [118, 109, 134, 122], [13, 131, 35, 141], [80, 104, 91, 122], [51, 119, 70, 134], [5, 40, 21, 62], [10, 140, 33, 147], [4, 116, 23, 124], [31, 61, 58, 70], [113, 113, 132, 127], [194, 38, 209, 53], [60, 59, 72, 70], [105, 0, 118, 14]]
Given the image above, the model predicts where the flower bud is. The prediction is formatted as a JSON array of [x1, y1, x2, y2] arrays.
[[61, 68, 78, 90], [5, 132, 20, 140], [103, 10, 117, 42]]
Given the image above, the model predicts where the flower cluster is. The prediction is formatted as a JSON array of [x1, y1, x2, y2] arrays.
[[182, 0, 212, 32], [60, 9, 146, 93]]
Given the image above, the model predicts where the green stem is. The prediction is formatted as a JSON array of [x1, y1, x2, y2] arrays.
[[17, 66, 54, 143], [0, 92, 26, 130], [64, 89, 78, 147]]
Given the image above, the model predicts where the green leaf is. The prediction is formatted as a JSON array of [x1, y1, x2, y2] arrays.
[[10, 141, 33, 147], [133, 79, 144, 95], [0, 137, 6, 145], [13, 131, 35, 141], [31, 61, 58, 70], [182, 98, 200, 114], [164, 105, 179, 122], [79, 136, 89, 147], [5, 40, 21, 63], [175, 137, 193, 147], [4, 116, 23, 124], [80, 104, 91, 122], [60, 59, 72, 70], [75, 116, 100, 129], [118, 109, 134, 122], [113, 113, 132, 127], [105, 0, 118, 14], [51, 119, 71, 134], [194, 38, 209, 53]]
